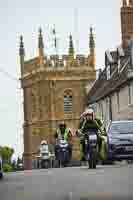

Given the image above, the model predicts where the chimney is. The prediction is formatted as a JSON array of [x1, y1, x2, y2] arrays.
[[122, 0, 127, 7], [121, 0, 133, 48], [129, 0, 133, 6]]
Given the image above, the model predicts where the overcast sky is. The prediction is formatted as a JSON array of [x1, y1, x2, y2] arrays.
[[0, 0, 121, 158]]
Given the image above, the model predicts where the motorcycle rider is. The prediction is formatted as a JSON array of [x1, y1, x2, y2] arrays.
[[77, 108, 103, 161], [39, 140, 49, 155], [54, 121, 72, 160], [37, 140, 50, 168]]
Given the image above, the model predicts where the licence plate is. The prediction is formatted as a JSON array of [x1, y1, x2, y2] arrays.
[[126, 146, 133, 151]]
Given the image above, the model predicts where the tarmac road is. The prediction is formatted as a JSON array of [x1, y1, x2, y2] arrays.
[[0, 164, 133, 200]]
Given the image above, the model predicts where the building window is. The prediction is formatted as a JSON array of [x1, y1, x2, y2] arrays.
[[63, 60, 66, 66], [128, 84, 133, 105], [64, 90, 73, 113], [109, 96, 112, 121], [51, 60, 55, 67], [107, 65, 111, 80], [118, 59, 121, 73], [117, 91, 120, 112], [99, 102, 103, 120], [101, 102, 104, 120]]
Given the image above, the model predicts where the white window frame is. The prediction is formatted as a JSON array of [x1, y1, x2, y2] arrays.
[[51, 60, 55, 67], [99, 102, 104, 120], [128, 83, 133, 105], [107, 65, 111, 80], [116, 91, 120, 112], [63, 60, 66, 66], [118, 59, 121, 73]]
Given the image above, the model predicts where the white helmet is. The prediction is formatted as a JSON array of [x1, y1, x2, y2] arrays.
[[82, 108, 94, 117], [40, 140, 47, 145]]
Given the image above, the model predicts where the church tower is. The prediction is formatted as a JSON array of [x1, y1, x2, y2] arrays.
[[19, 27, 96, 170]]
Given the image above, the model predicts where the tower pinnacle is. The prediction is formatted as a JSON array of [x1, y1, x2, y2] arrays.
[[19, 35, 25, 76], [68, 34, 74, 58], [38, 27, 44, 57], [19, 35, 25, 56], [89, 27, 95, 68], [89, 26, 95, 55]]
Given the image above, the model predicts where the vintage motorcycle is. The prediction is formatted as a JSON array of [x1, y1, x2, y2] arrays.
[[40, 143, 51, 169], [57, 139, 70, 167], [84, 130, 98, 169]]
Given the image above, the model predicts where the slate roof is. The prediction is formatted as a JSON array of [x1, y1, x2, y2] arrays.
[[87, 49, 133, 105]]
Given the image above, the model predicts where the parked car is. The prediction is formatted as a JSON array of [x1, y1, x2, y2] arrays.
[[0, 157, 3, 179], [107, 120, 133, 161]]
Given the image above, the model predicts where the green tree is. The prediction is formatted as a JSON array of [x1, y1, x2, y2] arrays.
[[0, 146, 14, 164]]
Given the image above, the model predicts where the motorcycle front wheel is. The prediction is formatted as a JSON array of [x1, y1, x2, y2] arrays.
[[88, 148, 97, 169]]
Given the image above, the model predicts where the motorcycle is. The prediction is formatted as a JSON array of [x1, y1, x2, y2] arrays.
[[40, 144, 51, 169], [85, 131, 98, 169], [57, 139, 70, 167]]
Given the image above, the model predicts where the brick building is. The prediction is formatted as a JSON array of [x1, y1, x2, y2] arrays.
[[19, 28, 96, 170]]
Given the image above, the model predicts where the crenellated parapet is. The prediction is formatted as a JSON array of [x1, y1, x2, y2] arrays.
[[22, 54, 94, 77], [19, 27, 96, 78]]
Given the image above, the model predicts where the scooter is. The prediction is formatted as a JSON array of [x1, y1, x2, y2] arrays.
[[85, 131, 98, 169], [40, 145, 51, 169], [57, 139, 70, 167]]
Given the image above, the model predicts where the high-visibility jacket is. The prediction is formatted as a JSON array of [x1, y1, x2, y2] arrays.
[[56, 128, 71, 141]]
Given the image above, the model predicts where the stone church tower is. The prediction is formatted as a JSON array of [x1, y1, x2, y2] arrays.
[[121, 0, 133, 48], [19, 27, 96, 170]]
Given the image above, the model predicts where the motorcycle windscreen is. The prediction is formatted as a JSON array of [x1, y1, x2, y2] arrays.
[[40, 145, 49, 153], [89, 134, 97, 141]]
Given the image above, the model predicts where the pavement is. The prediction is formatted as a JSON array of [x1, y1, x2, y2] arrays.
[[0, 164, 133, 200]]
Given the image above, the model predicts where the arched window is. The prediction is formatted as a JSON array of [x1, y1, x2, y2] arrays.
[[64, 90, 73, 113]]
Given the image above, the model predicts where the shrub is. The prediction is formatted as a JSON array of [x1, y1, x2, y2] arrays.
[[3, 163, 13, 172]]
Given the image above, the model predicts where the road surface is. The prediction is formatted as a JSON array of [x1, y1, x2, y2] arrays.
[[0, 164, 133, 200]]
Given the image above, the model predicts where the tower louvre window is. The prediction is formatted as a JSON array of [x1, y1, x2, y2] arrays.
[[64, 91, 73, 113]]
